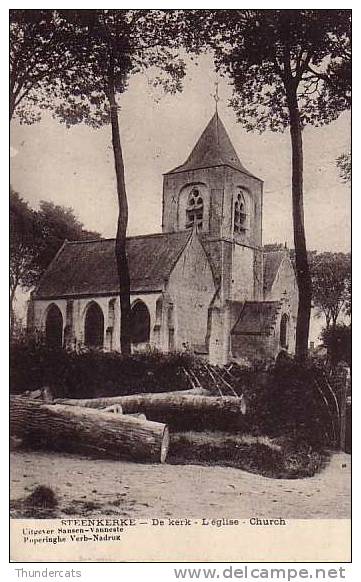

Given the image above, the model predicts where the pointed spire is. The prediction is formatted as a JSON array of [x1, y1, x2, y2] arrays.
[[166, 113, 260, 180]]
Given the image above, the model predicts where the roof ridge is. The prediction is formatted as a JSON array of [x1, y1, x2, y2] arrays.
[[244, 300, 281, 305], [64, 231, 189, 245], [65, 238, 109, 245]]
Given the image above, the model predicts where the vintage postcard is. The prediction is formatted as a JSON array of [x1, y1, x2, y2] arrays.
[[9, 8, 351, 563]]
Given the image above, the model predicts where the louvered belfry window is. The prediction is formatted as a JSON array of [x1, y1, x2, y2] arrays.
[[234, 190, 248, 233], [186, 188, 203, 231]]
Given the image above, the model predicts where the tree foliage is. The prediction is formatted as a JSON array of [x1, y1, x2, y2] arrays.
[[35, 200, 100, 274], [182, 9, 351, 131], [10, 10, 77, 122], [49, 10, 185, 128], [10, 188, 41, 301], [11, 9, 185, 128], [10, 188, 100, 332], [320, 323, 351, 367], [310, 252, 351, 329]]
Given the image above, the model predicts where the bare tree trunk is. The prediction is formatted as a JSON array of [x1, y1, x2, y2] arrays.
[[108, 72, 131, 356], [325, 313, 331, 329], [10, 94, 15, 121], [331, 311, 340, 330], [286, 85, 312, 362], [10, 283, 17, 338]]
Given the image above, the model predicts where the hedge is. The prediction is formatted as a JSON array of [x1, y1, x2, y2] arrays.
[[10, 338, 194, 398]]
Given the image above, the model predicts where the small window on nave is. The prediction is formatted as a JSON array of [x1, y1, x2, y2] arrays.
[[186, 188, 203, 231], [234, 190, 248, 234]]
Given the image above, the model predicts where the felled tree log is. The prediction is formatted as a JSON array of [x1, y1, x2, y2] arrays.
[[54, 393, 247, 432], [10, 396, 169, 463]]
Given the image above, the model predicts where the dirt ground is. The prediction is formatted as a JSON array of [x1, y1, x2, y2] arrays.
[[10, 450, 350, 519]]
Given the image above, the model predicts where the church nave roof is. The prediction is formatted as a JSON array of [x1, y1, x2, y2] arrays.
[[34, 231, 192, 299]]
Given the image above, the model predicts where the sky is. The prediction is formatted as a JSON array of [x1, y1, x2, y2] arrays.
[[10, 54, 351, 252]]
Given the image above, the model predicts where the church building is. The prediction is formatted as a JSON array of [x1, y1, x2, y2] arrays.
[[28, 112, 299, 365]]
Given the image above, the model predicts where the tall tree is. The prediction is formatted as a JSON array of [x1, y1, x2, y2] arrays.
[[183, 9, 351, 360], [10, 189, 41, 334], [10, 9, 185, 355], [311, 252, 351, 330]]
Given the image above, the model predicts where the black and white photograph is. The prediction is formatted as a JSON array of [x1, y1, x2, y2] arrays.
[[9, 8, 351, 563]]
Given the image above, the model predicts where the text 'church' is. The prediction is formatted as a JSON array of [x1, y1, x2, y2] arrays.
[[28, 113, 299, 365]]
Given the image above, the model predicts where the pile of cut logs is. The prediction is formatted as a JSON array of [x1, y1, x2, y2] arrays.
[[10, 387, 247, 464]]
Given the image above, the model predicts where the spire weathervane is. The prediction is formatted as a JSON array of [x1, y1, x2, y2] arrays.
[[211, 80, 220, 114]]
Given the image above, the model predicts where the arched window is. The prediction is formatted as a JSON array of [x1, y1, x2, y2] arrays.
[[84, 302, 104, 348], [234, 190, 248, 234], [280, 313, 289, 349], [186, 188, 203, 231], [130, 301, 150, 344], [45, 304, 63, 348]]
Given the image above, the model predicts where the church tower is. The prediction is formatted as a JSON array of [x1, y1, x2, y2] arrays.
[[162, 112, 264, 305]]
